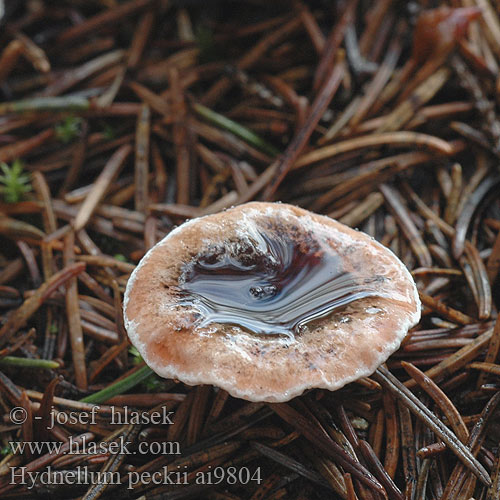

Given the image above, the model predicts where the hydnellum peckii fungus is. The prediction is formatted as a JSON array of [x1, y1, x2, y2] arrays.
[[124, 202, 420, 402]]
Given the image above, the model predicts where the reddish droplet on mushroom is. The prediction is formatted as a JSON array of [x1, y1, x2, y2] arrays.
[[124, 202, 421, 402]]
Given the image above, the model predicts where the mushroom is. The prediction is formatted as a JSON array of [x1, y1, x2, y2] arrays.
[[124, 202, 420, 402]]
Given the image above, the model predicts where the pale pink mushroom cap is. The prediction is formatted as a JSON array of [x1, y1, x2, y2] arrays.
[[124, 202, 421, 402]]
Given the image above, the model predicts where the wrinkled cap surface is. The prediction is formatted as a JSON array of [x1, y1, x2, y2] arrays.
[[124, 202, 421, 402]]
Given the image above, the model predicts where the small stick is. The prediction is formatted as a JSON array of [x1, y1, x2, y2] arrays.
[[343, 473, 358, 500], [441, 392, 500, 499], [369, 408, 385, 459], [463, 242, 492, 320], [380, 183, 432, 267], [401, 361, 469, 443], [358, 439, 404, 500], [306, 450, 347, 498], [487, 441, 500, 500], [453, 175, 500, 258], [296, 1, 325, 54], [313, 1, 356, 91], [264, 60, 345, 198], [419, 292, 475, 325], [251, 441, 331, 489], [64, 231, 87, 390], [127, 10, 155, 69], [0, 40, 23, 84], [407, 327, 495, 388], [129, 81, 170, 117], [415, 458, 431, 500], [76, 255, 135, 273], [270, 403, 386, 495], [134, 104, 150, 214], [476, 316, 500, 389], [444, 163, 462, 225], [0, 129, 53, 163], [88, 339, 128, 383], [57, 0, 154, 44], [468, 362, 500, 377], [486, 226, 500, 283], [201, 17, 302, 107], [15, 32, 50, 73], [376, 67, 450, 133], [171, 68, 191, 205], [186, 386, 211, 447], [0, 262, 85, 347], [73, 144, 132, 231], [294, 131, 453, 170], [374, 366, 491, 486], [39, 50, 125, 97], [34, 377, 60, 442], [398, 402, 416, 500], [82, 424, 140, 500], [382, 390, 399, 480]]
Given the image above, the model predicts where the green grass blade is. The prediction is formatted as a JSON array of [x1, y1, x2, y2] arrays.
[[0, 356, 59, 369], [193, 102, 280, 157], [80, 365, 154, 404]]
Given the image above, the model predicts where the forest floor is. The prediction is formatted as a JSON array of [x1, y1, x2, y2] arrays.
[[0, 1, 499, 499]]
